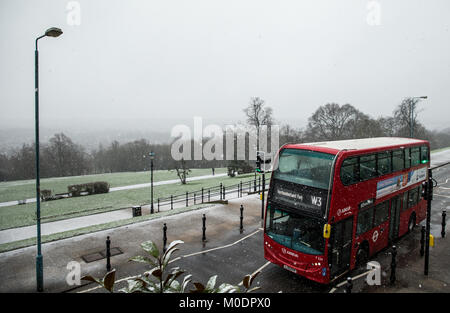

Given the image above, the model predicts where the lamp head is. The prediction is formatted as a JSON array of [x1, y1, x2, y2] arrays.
[[45, 27, 63, 38]]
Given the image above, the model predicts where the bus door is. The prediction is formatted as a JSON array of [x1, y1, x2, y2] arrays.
[[329, 217, 353, 278], [389, 196, 401, 242]]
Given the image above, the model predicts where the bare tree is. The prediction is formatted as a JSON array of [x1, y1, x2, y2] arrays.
[[377, 116, 399, 137], [393, 97, 422, 137], [243, 97, 273, 150], [171, 158, 191, 184], [306, 103, 360, 140]]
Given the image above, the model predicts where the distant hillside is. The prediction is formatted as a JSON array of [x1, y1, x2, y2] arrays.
[[0, 127, 172, 153]]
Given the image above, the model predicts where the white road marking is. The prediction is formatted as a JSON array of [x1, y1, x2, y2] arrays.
[[237, 261, 271, 286], [329, 269, 375, 293]]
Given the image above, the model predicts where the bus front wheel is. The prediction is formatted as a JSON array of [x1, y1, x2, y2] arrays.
[[408, 213, 416, 234]]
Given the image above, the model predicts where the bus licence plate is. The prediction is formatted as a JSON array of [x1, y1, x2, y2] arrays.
[[283, 264, 297, 273]]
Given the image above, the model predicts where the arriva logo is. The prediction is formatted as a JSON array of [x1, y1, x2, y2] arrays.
[[337, 206, 351, 217], [281, 248, 299, 258]]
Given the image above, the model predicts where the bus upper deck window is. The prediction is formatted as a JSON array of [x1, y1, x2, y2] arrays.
[[420, 146, 429, 164]]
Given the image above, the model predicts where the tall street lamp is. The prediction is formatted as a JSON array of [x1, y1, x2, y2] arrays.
[[410, 96, 427, 138], [35, 27, 63, 292], [149, 151, 155, 214]]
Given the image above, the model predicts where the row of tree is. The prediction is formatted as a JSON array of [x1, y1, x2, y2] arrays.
[[1, 97, 449, 181]]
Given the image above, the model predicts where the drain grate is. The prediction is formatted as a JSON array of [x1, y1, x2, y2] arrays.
[[81, 247, 123, 263]]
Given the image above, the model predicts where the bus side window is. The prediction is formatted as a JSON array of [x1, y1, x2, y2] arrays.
[[377, 151, 392, 176], [341, 157, 359, 185], [402, 192, 408, 211], [410, 147, 420, 167], [404, 148, 411, 169], [408, 187, 419, 208], [360, 154, 377, 181], [356, 206, 374, 236], [374, 201, 389, 226], [392, 150, 404, 171], [420, 146, 429, 164]]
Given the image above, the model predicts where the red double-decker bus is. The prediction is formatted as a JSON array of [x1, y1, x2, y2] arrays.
[[264, 137, 430, 284]]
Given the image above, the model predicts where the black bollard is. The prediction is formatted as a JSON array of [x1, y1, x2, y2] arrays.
[[390, 245, 397, 284], [186, 192, 188, 207], [223, 185, 226, 200], [171, 195, 173, 210], [420, 226, 425, 257], [442, 210, 446, 238], [240, 205, 244, 233], [106, 236, 111, 272], [163, 223, 167, 253], [220, 183, 223, 200], [202, 214, 206, 242], [345, 277, 352, 293]]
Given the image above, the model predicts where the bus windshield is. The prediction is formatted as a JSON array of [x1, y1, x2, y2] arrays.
[[273, 149, 335, 190], [266, 206, 325, 255]]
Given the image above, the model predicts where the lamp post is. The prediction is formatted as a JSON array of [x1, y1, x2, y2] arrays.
[[149, 151, 155, 214], [409, 96, 427, 138], [35, 27, 63, 292]]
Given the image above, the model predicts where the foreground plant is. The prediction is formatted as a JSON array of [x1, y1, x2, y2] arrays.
[[81, 269, 116, 293], [81, 239, 260, 293]]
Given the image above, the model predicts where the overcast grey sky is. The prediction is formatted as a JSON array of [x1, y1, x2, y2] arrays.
[[1, 0, 449, 133]]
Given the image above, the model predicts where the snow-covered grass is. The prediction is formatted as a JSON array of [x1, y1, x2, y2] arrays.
[[0, 172, 269, 231], [431, 146, 450, 153], [0, 168, 226, 203]]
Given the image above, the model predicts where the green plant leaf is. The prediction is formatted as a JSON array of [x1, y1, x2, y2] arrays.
[[217, 283, 239, 293], [205, 275, 217, 291], [246, 286, 261, 293], [162, 240, 183, 260], [162, 248, 179, 269], [148, 267, 162, 279], [119, 279, 144, 293], [163, 267, 185, 288], [242, 274, 251, 289], [248, 271, 260, 287], [140, 241, 160, 258], [103, 269, 116, 292], [192, 282, 205, 293], [81, 275, 102, 286], [129, 255, 157, 267], [180, 274, 192, 293]]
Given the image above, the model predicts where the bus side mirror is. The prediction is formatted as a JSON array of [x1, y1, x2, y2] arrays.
[[323, 224, 331, 239]]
